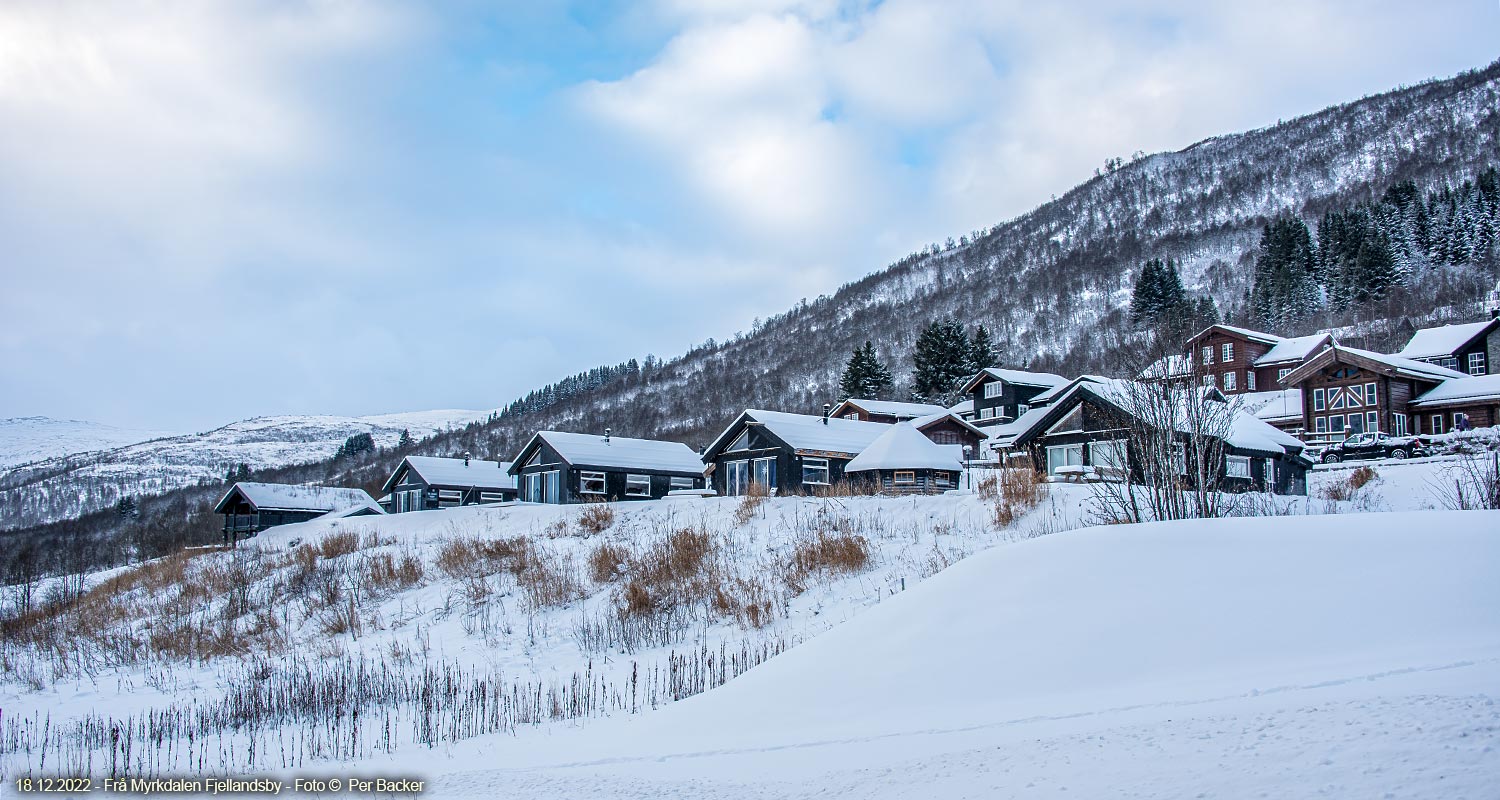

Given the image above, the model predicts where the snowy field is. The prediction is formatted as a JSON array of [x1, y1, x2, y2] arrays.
[[1, 455, 1497, 797]]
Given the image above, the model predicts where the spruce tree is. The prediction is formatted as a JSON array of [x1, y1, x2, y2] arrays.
[[397, 428, 413, 450], [839, 341, 893, 399], [967, 325, 996, 374], [911, 318, 973, 402]]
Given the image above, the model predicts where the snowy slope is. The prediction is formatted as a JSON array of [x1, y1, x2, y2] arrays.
[[0, 416, 176, 469], [385, 510, 1500, 798], [0, 409, 496, 530]]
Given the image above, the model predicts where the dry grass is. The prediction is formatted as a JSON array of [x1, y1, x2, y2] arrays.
[[363, 551, 425, 592], [733, 481, 770, 524], [976, 474, 999, 501], [433, 535, 529, 580], [783, 530, 871, 592], [316, 530, 361, 560], [587, 541, 631, 583], [1320, 465, 1381, 501], [516, 545, 584, 609], [991, 468, 1047, 528], [576, 503, 617, 535]]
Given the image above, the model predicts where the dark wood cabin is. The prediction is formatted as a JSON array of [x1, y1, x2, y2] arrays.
[[701, 409, 891, 496], [213, 482, 380, 542], [844, 422, 965, 495], [1006, 381, 1313, 496], [507, 430, 705, 504], [381, 455, 517, 513], [960, 368, 1069, 426], [1409, 375, 1500, 431]]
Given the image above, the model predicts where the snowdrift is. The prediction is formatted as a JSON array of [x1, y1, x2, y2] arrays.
[[417, 510, 1500, 797]]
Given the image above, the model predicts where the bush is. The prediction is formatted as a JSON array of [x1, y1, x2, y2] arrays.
[[577, 503, 616, 536], [1320, 465, 1380, 502], [992, 468, 1046, 527], [734, 481, 770, 525], [587, 541, 631, 583], [316, 530, 361, 560]]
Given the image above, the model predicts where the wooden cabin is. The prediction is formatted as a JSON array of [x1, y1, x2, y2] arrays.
[[507, 430, 705, 504], [381, 454, 517, 513], [213, 482, 380, 542], [844, 422, 965, 495], [1178, 325, 1331, 393], [1395, 319, 1499, 376], [960, 368, 1069, 426], [1005, 379, 1313, 495], [701, 409, 891, 496], [829, 399, 947, 423], [1409, 374, 1500, 431], [1280, 345, 1466, 438]]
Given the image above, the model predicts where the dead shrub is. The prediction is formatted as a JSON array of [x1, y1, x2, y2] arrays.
[[316, 530, 361, 560], [976, 474, 999, 501], [516, 545, 583, 609], [434, 535, 529, 579], [364, 551, 425, 592], [734, 481, 770, 525], [614, 527, 717, 618], [1320, 465, 1381, 502], [577, 503, 617, 535], [588, 541, 631, 583], [992, 468, 1046, 528], [785, 530, 871, 587]]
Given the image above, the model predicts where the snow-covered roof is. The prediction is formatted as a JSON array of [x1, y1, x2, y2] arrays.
[[845, 423, 965, 473], [1225, 411, 1307, 454], [1031, 375, 1110, 406], [1240, 389, 1303, 423], [947, 399, 973, 415], [742, 409, 891, 456], [1190, 324, 1283, 346], [909, 411, 987, 438], [985, 405, 1052, 449], [1396, 321, 1496, 360], [390, 455, 516, 492], [1337, 346, 1468, 382], [834, 399, 948, 419], [213, 482, 377, 514], [1138, 354, 1191, 379], [1410, 374, 1500, 407], [1254, 334, 1331, 365], [964, 368, 1068, 393], [525, 431, 705, 474], [311, 500, 386, 521]]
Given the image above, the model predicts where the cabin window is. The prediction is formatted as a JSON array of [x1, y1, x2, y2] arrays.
[[728, 430, 751, 451], [1225, 455, 1251, 479], [670, 476, 696, 490], [979, 407, 996, 419], [1172, 443, 1188, 475], [580, 471, 607, 495], [1431, 414, 1444, 434], [1201, 374, 1215, 387], [397, 489, 422, 513], [1314, 416, 1327, 434], [480, 492, 506, 503], [1347, 413, 1365, 435], [1364, 382, 1378, 406], [1045, 444, 1084, 475], [1246, 372, 1256, 391], [984, 382, 1004, 399], [1438, 356, 1459, 371], [1201, 346, 1214, 365], [1222, 343, 1234, 362], [843, 412, 859, 420], [724, 460, 751, 496], [1329, 415, 1345, 435], [801, 458, 830, 485], [1017, 403, 1030, 415], [1224, 372, 1237, 392], [1330, 389, 1345, 410], [437, 489, 463, 507], [1470, 353, 1487, 375], [1392, 413, 1407, 436], [893, 470, 916, 484], [934, 471, 952, 487], [1090, 440, 1127, 472], [625, 474, 651, 497], [1278, 368, 1292, 383], [928, 429, 961, 445], [1312, 388, 1325, 411], [753, 457, 778, 491], [1366, 411, 1378, 432]]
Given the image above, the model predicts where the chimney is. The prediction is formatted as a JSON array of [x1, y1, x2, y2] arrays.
[[822, 403, 831, 425], [604, 427, 612, 443], [462, 451, 471, 466]]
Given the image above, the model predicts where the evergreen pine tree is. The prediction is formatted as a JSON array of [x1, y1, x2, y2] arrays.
[[967, 325, 996, 373], [398, 428, 413, 450], [911, 318, 973, 402], [1130, 259, 1164, 325]]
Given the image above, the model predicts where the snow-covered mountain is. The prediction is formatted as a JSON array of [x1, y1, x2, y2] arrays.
[[0, 417, 177, 469], [0, 408, 495, 531]]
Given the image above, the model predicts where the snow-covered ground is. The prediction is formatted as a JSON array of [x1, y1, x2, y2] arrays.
[[2, 456, 1496, 796], [0, 408, 497, 530]]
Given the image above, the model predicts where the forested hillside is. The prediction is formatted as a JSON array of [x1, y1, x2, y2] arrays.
[[4, 59, 1498, 581]]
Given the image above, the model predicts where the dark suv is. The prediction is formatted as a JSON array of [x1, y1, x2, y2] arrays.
[[1319, 432, 1425, 463]]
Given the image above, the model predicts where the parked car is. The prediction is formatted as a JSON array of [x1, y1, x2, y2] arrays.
[[1318, 432, 1426, 463]]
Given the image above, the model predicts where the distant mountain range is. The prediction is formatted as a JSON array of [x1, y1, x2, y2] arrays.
[[0, 409, 495, 530]]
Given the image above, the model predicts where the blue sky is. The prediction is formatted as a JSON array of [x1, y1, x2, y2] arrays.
[[0, 0, 1496, 430]]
